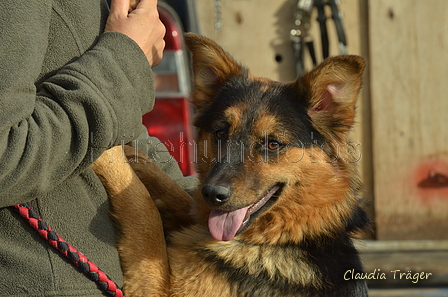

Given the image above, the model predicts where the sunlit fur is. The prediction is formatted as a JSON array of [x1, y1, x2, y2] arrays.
[[94, 33, 371, 297]]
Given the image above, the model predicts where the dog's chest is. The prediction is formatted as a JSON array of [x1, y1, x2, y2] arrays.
[[197, 241, 323, 296]]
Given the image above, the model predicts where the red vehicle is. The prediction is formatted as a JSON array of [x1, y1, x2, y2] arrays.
[[142, 1, 199, 176]]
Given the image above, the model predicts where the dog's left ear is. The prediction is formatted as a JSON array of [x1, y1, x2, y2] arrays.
[[300, 55, 365, 138], [184, 33, 245, 109]]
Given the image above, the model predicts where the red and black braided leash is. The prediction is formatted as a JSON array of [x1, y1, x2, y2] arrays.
[[12, 203, 125, 297]]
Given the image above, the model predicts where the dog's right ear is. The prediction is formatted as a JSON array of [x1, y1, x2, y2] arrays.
[[184, 33, 245, 109]]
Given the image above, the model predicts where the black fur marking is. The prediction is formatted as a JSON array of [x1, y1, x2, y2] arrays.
[[300, 233, 369, 297], [194, 76, 326, 150], [345, 205, 372, 234]]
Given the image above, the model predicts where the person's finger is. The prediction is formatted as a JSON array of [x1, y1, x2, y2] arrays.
[[133, 0, 158, 10], [109, 0, 131, 17], [151, 38, 165, 67]]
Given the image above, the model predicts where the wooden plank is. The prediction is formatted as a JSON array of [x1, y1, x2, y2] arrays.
[[355, 240, 448, 287], [355, 240, 448, 251], [369, 287, 448, 297], [369, 0, 448, 239]]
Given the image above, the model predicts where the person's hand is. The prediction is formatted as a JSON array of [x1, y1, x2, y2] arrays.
[[105, 0, 166, 67]]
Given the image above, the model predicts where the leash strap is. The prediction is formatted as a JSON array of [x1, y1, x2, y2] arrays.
[[12, 203, 125, 297]]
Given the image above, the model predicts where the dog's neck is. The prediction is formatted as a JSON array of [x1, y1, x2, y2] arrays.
[[170, 225, 322, 288]]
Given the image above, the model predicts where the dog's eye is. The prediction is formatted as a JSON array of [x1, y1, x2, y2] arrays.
[[215, 129, 226, 140], [267, 140, 280, 150]]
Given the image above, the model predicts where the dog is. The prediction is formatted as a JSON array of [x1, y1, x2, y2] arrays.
[[92, 33, 370, 296]]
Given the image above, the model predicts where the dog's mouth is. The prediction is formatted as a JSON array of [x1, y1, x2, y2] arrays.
[[208, 183, 284, 241]]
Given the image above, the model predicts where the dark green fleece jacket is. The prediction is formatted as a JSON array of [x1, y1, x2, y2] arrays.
[[0, 1, 197, 295]]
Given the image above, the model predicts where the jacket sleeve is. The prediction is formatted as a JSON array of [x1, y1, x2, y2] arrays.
[[0, 2, 155, 207]]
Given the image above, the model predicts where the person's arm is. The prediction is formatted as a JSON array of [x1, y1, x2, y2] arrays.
[[0, 1, 160, 207]]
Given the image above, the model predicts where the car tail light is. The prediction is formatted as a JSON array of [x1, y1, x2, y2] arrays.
[[142, 3, 196, 176]]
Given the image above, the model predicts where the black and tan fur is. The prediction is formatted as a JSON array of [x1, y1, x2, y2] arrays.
[[92, 33, 370, 296]]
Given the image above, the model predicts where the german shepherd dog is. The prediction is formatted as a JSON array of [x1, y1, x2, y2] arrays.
[[92, 33, 370, 296]]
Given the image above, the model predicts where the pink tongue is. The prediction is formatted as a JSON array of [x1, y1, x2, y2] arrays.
[[208, 207, 249, 241]]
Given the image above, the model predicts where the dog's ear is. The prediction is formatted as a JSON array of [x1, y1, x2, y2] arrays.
[[184, 33, 245, 109], [300, 55, 365, 138]]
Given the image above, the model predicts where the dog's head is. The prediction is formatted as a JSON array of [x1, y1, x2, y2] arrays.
[[184, 33, 365, 245]]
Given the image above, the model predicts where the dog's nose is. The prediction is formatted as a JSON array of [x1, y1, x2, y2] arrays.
[[201, 184, 231, 206]]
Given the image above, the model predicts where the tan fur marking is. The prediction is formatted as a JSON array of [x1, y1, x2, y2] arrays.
[[301, 55, 365, 139], [252, 113, 288, 141], [123, 146, 195, 235], [224, 105, 244, 134], [184, 33, 245, 109], [92, 147, 169, 296], [168, 227, 234, 297]]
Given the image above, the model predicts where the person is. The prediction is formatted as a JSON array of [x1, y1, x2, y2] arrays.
[[0, 0, 197, 295]]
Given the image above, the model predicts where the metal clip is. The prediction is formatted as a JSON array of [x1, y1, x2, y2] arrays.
[[291, 0, 315, 75], [328, 0, 347, 55]]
